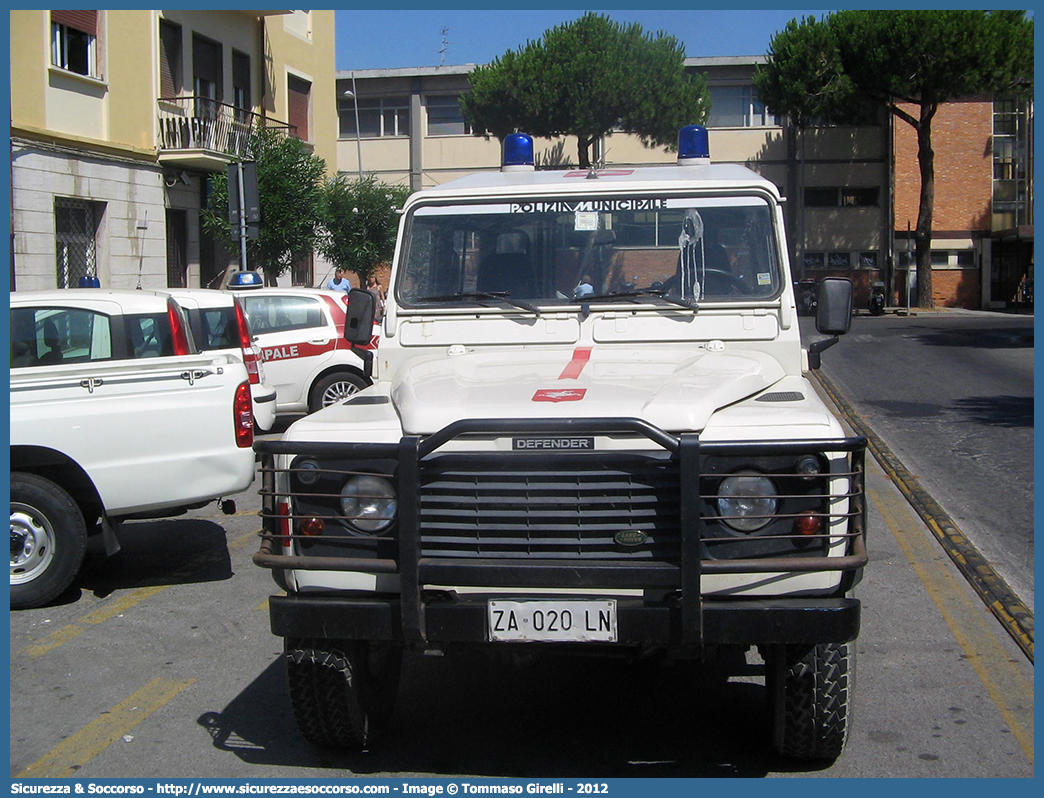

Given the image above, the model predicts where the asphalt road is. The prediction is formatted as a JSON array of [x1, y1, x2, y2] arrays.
[[805, 308, 1034, 609], [9, 438, 1034, 779]]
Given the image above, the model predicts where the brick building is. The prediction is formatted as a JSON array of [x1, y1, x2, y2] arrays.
[[892, 96, 1033, 309]]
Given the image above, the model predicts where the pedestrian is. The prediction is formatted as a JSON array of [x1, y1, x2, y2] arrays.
[[366, 275, 386, 321], [326, 268, 352, 294]]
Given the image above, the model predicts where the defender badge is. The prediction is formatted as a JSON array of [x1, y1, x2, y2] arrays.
[[614, 530, 648, 547]]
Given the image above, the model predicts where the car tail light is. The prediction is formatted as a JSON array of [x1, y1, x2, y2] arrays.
[[167, 299, 192, 355], [232, 297, 261, 385], [234, 381, 254, 448]]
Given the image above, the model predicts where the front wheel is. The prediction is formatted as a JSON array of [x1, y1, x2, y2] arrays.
[[285, 639, 403, 750], [766, 641, 855, 760], [308, 371, 368, 412], [10, 473, 88, 610]]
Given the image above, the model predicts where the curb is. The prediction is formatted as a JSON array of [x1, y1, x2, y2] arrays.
[[813, 368, 1035, 663]]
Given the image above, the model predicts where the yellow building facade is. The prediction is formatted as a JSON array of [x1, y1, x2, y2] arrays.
[[10, 9, 336, 291]]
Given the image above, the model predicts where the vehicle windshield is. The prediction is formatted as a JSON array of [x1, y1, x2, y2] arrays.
[[397, 194, 782, 308]]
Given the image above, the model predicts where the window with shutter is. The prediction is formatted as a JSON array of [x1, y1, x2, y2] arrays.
[[288, 75, 311, 141], [51, 10, 97, 37], [159, 20, 182, 99], [51, 10, 99, 77], [193, 35, 222, 119], [232, 51, 251, 111]]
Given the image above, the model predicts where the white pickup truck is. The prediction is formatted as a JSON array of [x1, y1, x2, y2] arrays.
[[254, 126, 868, 760], [10, 289, 258, 609]]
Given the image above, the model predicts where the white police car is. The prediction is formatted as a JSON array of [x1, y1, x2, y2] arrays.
[[228, 273, 373, 415], [167, 288, 277, 432]]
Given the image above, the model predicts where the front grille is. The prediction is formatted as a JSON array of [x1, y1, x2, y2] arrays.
[[418, 453, 681, 560], [255, 433, 867, 585]]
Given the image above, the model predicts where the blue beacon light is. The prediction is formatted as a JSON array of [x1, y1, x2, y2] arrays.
[[677, 125, 711, 166], [228, 270, 264, 289], [502, 133, 535, 172]]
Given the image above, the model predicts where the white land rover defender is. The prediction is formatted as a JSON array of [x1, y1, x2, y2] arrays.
[[254, 126, 867, 761]]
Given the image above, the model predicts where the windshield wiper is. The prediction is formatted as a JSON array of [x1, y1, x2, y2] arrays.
[[414, 291, 541, 314], [578, 288, 699, 311]]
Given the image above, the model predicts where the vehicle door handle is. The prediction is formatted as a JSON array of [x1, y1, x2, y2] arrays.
[[181, 369, 213, 385], [308, 338, 330, 345], [79, 377, 104, 393]]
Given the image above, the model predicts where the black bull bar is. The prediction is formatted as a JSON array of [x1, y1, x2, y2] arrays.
[[254, 418, 867, 648]]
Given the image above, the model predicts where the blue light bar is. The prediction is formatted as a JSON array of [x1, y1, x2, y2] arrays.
[[228, 270, 264, 289], [502, 133, 535, 171], [677, 125, 711, 165]]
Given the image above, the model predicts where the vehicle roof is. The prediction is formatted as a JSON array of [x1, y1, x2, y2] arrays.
[[231, 286, 349, 302], [166, 288, 237, 308], [9, 289, 176, 312], [406, 162, 781, 206]]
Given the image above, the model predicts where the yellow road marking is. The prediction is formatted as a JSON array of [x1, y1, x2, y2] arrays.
[[23, 624, 84, 657], [869, 482, 1034, 763], [228, 528, 263, 549], [81, 585, 171, 624], [22, 585, 171, 658], [16, 677, 193, 778]]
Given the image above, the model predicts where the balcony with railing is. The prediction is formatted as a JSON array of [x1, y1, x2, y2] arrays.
[[157, 97, 296, 172]]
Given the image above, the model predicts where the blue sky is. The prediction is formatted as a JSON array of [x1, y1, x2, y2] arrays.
[[335, 9, 826, 71]]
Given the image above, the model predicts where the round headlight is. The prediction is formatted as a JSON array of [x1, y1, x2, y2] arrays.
[[295, 459, 321, 486], [340, 475, 397, 534], [716, 470, 777, 532]]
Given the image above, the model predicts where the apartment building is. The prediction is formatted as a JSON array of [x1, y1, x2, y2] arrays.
[[335, 57, 1032, 309], [10, 9, 336, 291]]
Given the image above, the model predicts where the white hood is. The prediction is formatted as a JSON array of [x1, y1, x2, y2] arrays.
[[391, 346, 786, 435]]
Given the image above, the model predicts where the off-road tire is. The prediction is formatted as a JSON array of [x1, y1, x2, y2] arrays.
[[767, 641, 854, 760], [285, 638, 402, 750], [308, 371, 368, 413], [10, 472, 88, 610]]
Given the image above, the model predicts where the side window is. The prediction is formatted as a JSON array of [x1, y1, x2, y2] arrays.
[[10, 307, 113, 368], [123, 314, 174, 359], [198, 308, 238, 349], [242, 296, 323, 334]]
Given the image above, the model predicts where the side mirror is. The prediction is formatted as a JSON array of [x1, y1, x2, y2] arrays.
[[816, 277, 853, 336], [344, 288, 376, 345]]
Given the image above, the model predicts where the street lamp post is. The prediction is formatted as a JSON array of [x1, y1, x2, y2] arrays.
[[343, 73, 363, 179]]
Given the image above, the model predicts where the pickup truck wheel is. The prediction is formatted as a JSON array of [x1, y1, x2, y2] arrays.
[[309, 372, 367, 413], [284, 639, 402, 750], [10, 473, 88, 610], [767, 641, 854, 760]]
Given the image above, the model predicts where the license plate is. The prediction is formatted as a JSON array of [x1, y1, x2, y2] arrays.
[[488, 600, 617, 643]]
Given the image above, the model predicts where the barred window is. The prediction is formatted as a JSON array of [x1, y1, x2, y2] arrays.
[[55, 198, 101, 289], [803, 252, 826, 270]]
